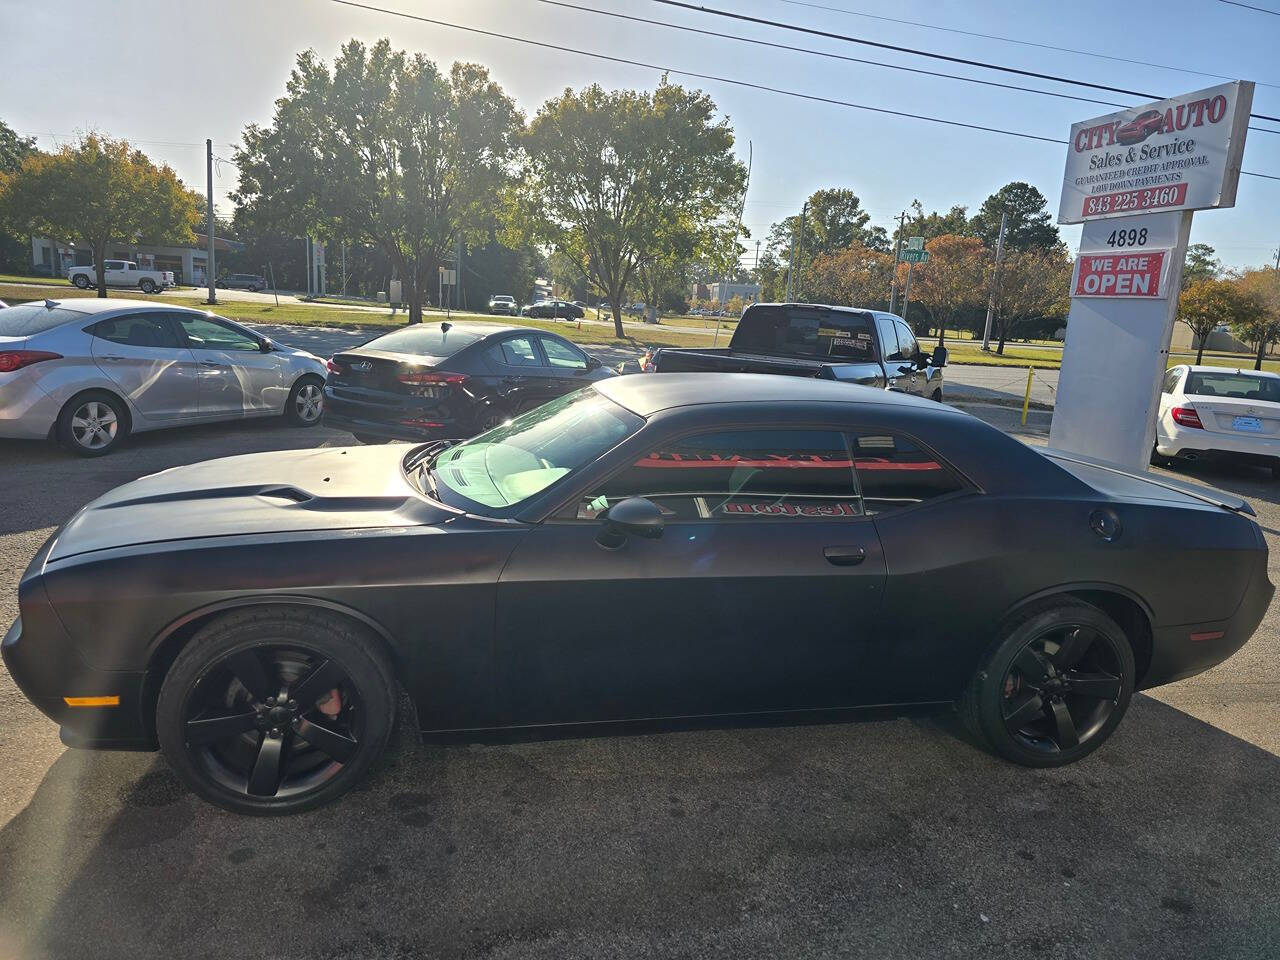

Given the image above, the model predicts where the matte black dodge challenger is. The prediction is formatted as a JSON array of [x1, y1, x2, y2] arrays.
[[4, 375, 1272, 814]]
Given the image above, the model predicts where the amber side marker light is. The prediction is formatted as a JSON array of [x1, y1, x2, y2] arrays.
[[63, 696, 120, 707], [1190, 631, 1225, 643]]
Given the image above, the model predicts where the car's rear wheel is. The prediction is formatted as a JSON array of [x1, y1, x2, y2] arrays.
[[284, 375, 323, 426], [57, 390, 129, 457], [139, 278, 156, 294], [959, 599, 1134, 767], [72, 274, 90, 289], [156, 608, 398, 815]]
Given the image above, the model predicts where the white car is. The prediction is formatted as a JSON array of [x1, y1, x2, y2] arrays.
[[1154, 364, 1280, 478], [0, 298, 327, 456], [68, 260, 175, 294]]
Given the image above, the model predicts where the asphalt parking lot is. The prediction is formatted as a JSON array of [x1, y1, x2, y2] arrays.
[[1, 350, 1278, 959]]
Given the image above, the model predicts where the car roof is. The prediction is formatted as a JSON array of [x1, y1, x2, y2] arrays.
[[595, 372, 959, 417], [1181, 365, 1280, 379], [29, 298, 205, 316]]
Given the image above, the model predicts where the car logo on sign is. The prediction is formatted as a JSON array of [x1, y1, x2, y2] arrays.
[[352, 361, 373, 373]]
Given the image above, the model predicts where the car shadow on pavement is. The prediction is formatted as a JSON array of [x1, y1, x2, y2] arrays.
[[1, 695, 1278, 960]]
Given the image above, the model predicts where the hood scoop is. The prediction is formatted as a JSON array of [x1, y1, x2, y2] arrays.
[[97, 483, 413, 514]]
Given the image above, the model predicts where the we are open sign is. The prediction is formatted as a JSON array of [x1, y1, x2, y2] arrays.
[[1072, 251, 1168, 299]]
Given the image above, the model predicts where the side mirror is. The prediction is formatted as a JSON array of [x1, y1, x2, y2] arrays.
[[259, 338, 274, 353], [597, 497, 665, 548], [586, 355, 601, 370], [930, 345, 948, 368]]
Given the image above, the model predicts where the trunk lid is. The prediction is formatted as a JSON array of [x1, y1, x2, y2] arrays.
[[1181, 395, 1280, 438], [1044, 448, 1256, 516], [328, 349, 453, 395]]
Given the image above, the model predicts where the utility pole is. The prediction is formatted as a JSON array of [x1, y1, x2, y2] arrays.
[[455, 235, 464, 312], [888, 210, 906, 313], [902, 261, 914, 318], [785, 200, 807, 302], [754, 239, 761, 272], [341, 242, 347, 298], [981, 210, 1008, 352], [205, 139, 216, 304]]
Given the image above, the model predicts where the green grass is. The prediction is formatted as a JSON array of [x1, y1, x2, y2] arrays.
[[0, 273, 66, 287]]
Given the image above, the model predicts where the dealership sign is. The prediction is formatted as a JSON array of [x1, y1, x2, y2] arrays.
[[1072, 251, 1168, 298], [1058, 81, 1254, 224]]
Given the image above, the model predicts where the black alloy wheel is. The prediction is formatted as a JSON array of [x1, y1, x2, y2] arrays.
[[157, 609, 397, 814], [960, 599, 1135, 767], [999, 624, 1124, 755]]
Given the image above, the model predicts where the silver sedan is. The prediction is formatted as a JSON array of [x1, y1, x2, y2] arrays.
[[0, 298, 327, 456]]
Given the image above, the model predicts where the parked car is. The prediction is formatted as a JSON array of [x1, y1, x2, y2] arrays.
[[1154, 365, 1280, 478], [1115, 108, 1165, 146], [322, 321, 615, 442], [5, 374, 1269, 814], [488, 294, 517, 316], [521, 299, 584, 320], [217, 273, 268, 292], [68, 261, 174, 294], [642, 302, 946, 401], [0, 298, 326, 456]]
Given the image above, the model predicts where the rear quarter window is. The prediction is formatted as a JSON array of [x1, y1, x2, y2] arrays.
[[0, 305, 83, 337]]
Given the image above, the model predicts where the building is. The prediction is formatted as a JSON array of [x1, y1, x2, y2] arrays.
[[31, 235, 244, 287], [689, 282, 711, 302], [708, 281, 760, 304]]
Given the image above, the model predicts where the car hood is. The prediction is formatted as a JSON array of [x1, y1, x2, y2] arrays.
[[48, 444, 454, 561]]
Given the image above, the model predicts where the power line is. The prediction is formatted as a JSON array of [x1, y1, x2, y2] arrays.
[[326, 0, 1279, 182], [649, 0, 1280, 126], [537, 0, 1130, 110], [328, 0, 1061, 143], [1219, 0, 1280, 13], [773, 0, 1280, 90]]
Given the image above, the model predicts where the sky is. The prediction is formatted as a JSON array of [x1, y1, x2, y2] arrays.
[[2, 0, 1278, 271]]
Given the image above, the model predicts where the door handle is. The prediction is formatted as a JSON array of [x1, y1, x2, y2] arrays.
[[199, 360, 223, 367], [100, 355, 125, 361], [823, 545, 866, 566]]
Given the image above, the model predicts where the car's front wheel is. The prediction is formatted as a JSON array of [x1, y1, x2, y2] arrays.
[[156, 608, 398, 815], [959, 599, 1134, 767]]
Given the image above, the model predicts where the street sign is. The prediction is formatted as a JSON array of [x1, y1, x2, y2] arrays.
[[1058, 81, 1254, 225], [905, 237, 925, 251], [899, 249, 930, 264]]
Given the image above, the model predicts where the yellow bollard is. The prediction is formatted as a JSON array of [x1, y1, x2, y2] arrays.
[[1021, 366, 1034, 426]]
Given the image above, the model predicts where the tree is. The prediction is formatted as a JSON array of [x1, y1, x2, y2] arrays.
[[801, 241, 894, 309], [765, 188, 889, 288], [990, 247, 1072, 354], [971, 181, 1060, 252], [0, 134, 200, 297], [903, 234, 987, 345], [0, 120, 39, 272], [1178, 278, 1248, 363], [234, 40, 522, 324], [513, 79, 746, 336], [1182, 243, 1221, 290], [1231, 267, 1280, 369], [903, 200, 971, 242]]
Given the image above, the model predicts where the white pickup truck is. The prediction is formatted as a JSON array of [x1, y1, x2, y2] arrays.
[[68, 260, 175, 294]]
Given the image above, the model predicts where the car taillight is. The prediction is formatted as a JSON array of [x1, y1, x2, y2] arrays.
[[326, 359, 343, 374], [0, 350, 62, 373], [397, 371, 468, 386], [1171, 406, 1203, 428]]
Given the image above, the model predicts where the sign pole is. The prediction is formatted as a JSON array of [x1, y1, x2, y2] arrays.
[[981, 211, 1007, 351], [902, 261, 914, 318]]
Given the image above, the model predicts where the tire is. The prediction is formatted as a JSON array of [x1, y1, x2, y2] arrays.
[[1151, 444, 1171, 468], [57, 390, 129, 457], [957, 598, 1135, 768], [139, 279, 156, 294], [72, 274, 90, 289], [931, 388, 943, 403], [284, 375, 324, 427], [156, 607, 398, 815]]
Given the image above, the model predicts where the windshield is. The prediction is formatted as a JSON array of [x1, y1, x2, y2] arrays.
[[361, 324, 484, 357], [1185, 371, 1280, 402], [424, 389, 642, 512]]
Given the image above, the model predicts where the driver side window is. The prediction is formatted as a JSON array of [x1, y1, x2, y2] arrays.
[[573, 429, 863, 521]]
